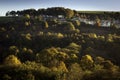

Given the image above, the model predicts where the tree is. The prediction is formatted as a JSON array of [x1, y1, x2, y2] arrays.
[[67, 42, 81, 51], [6, 11, 10, 16], [51, 61, 68, 72], [72, 20, 81, 27], [38, 8, 46, 15], [42, 21, 49, 29], [56, 33, 64, 38], [16, 10, 23, 16], [95, 17, 101, 27], [61, 22, 75, 31], [66, 63, 83, 80], [65, 9, 74, 18], [4, 55, 21, 66], [25, 14, 30, 20], [25, 33, 32, 40], [36, 47, 59, 65], [56, 52, 69, 61], [57, 61, 68, 72], [3, 74, 11, 80], [88, 33, 97, 39], [102, 60, 119, 71], [9, 46, 19, 55], [9, 11, 16, 16], [95, 56, 105, 64], [19, 47, 35, 62], [25, 72, 35, 80], [80, 55, 94, 70], [22, 9, 36, 16]]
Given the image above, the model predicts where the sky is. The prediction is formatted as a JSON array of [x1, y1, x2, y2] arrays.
[[0, 0, 120, 16]]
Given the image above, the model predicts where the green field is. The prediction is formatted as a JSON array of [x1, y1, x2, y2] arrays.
[[77, 10, 120, 14], [0, 16, 14, 22], [0, 16, 24, 23]]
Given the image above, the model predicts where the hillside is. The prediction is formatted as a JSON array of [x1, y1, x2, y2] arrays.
[[0, 7, 120, 80]]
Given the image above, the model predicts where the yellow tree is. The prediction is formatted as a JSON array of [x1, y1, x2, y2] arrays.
[[95, 18, 101, 27], [25, 14, 30, 20], [65, 9, 74, 18], [42, 21, 49, 29], [66, 63, 83, 80], [9, 46, 19, 55], [51, 61, 68, 73], [62, 22, 75, 31], [80, 54, 94, 70], [72, 20, 81, 27], [4, 55, 21, 66]]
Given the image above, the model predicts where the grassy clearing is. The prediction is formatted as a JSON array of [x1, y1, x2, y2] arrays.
[[77, 11, 120, 14], [77, 11, 105, 14], [0, 16, 14, 22], [0, 16, 24, 23]]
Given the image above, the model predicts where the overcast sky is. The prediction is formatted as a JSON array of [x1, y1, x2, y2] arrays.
[[0, 0, 120, 16]]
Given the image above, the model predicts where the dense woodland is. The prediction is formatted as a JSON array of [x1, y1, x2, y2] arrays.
[[0, 7, 120, 80]]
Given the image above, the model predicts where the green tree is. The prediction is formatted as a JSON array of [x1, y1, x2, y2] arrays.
[[6, 11, 10, 16], [9, 11, 16, 16]]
